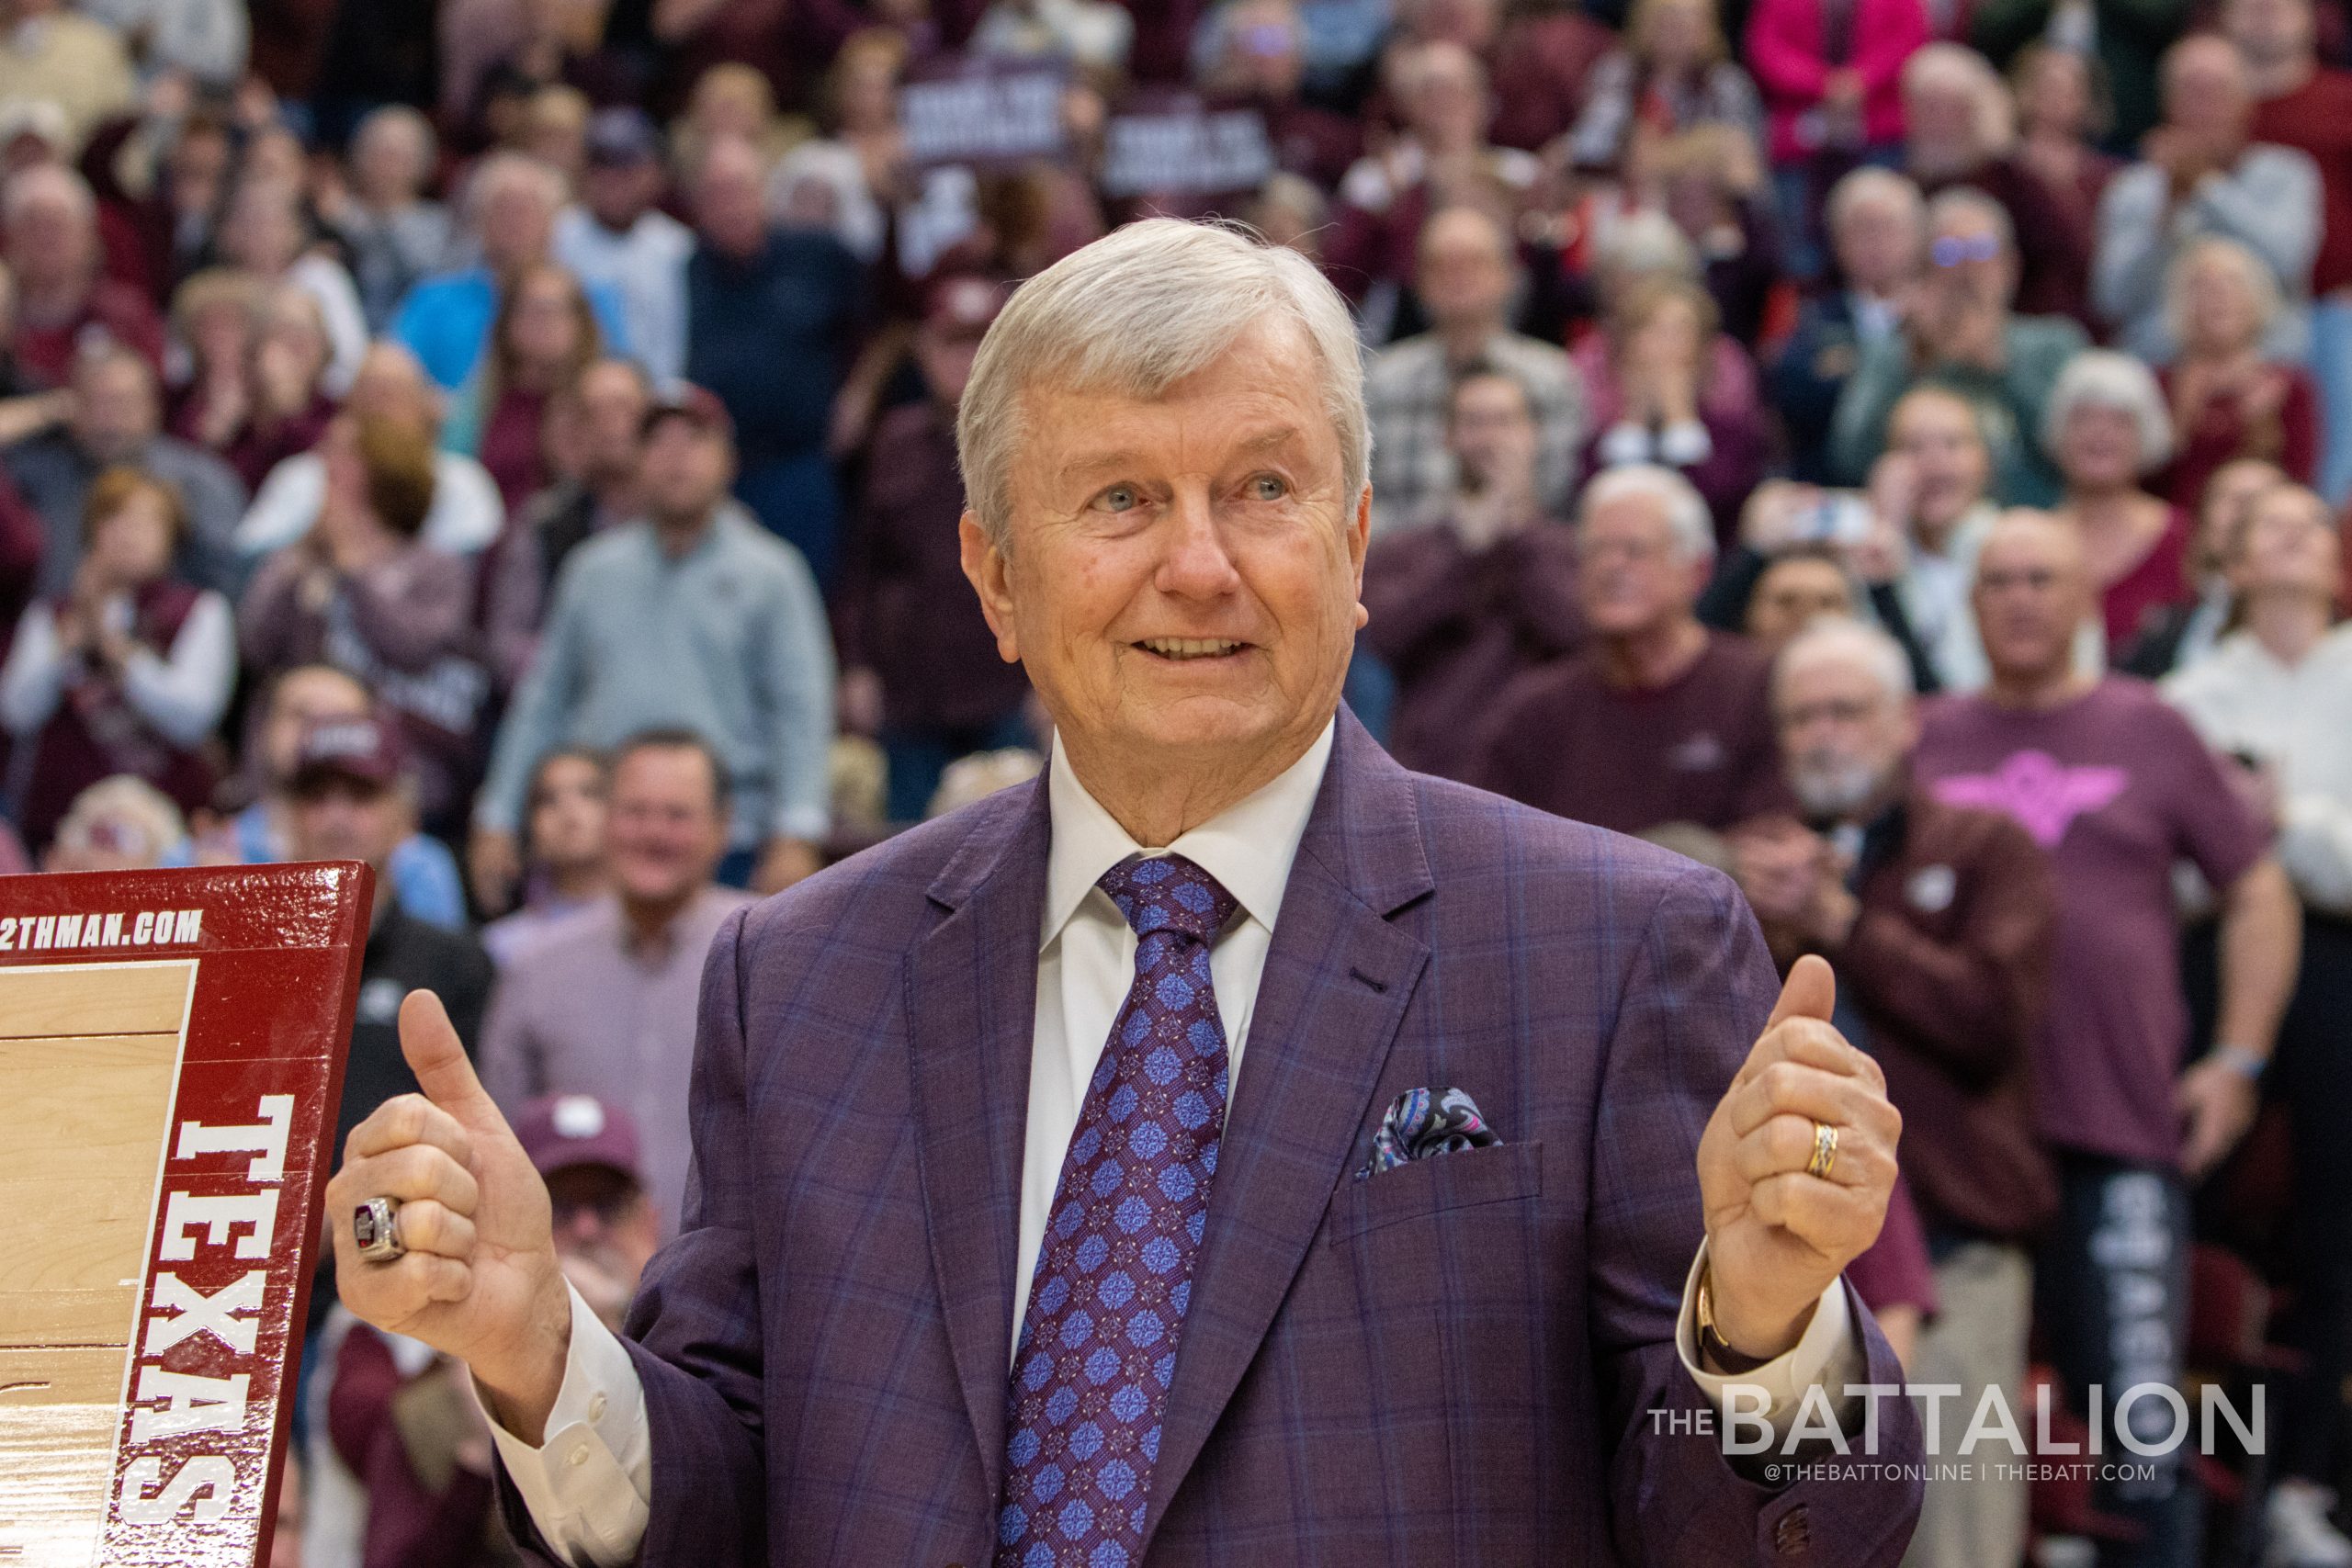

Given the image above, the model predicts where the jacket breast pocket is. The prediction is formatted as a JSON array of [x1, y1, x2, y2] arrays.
[[1323, 1139, 1544, 1246]]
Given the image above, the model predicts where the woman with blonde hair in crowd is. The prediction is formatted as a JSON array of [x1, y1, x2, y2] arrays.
[[2157, 235, 2318, 512]]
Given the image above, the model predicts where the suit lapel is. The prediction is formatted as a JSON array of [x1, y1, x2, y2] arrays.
[[905, 779, 1052, 1499], [1141, 713, 1434, 1546]]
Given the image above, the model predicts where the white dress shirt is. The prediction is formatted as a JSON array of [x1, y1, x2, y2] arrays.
[[488, 719, 1860, 1565]]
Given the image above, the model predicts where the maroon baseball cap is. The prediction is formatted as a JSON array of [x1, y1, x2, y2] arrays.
[[288, 714, 407, 794], [514, 1092, 644, 1182], [640, 383, 734, 443]]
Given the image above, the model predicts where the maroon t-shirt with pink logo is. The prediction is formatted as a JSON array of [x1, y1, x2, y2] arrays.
[[1913, 677, 2267, 1170]]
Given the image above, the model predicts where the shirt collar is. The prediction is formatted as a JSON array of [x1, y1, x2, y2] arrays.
[[1040, 718, 1336, 952]]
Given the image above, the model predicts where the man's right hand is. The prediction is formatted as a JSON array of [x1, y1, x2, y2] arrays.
[[325, 990, 572, 1442]]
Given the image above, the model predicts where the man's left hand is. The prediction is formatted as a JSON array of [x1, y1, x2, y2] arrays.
[[1695, 956, 1902, 1360]]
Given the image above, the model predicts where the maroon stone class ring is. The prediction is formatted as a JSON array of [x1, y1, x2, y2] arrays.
[[354, 1196, 405, 1263]]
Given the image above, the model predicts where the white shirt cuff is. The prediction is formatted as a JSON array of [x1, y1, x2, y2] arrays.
[[1597, 422, 1655, 466], [1657, 418, 1714, 467], [1674, 1241, 1862, 1428], [483, 1282, 653, 1568]]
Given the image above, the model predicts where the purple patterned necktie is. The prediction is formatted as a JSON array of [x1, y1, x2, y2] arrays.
[[995, 852, 1239, 1568]]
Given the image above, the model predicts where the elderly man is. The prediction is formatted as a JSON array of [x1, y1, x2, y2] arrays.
[[1914, 510, 2301, 1568], [5, 344, 245, 596], [330, 220, 1919, 1565], [1363, 205, 1583, 533], [1477, 463, 1795, 837], [1737, 617, 2055, 1568], [2093, 33, 2320, 365], [470, 387, 834, 907], [1830, 188, 2088, 507], [4, 164, 163, 387], [392, 152, 628, 391], [1770, 168, 1927, 482]]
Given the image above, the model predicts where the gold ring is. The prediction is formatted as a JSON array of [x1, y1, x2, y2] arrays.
[[1806, 1122, 1838, 1181]]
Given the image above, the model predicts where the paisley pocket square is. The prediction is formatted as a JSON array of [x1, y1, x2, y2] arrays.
[[1355, 1088, 1501, 1179]]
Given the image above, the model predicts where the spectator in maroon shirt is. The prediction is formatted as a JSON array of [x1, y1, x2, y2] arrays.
[[839, 276, 1034, 822], [2006, 44, 2122, 328], [2042, 349, 2196, 660], [1361, 366, 1582, 782], [2226, 0, 2352, 505], [1913, 510, 2298, 1567], [1737, 614, 2053, 1565], [447, 260, 605, 518], [2156, 235, 2319, 512], [1474, 464, 1795, 835], [4, 164, 164, 388]]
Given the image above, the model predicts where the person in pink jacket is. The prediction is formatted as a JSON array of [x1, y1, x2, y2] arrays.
[[1747, 0, 1929, 278]]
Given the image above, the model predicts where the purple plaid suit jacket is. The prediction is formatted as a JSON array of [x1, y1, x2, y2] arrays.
[[533, 710, 1923, 1564]]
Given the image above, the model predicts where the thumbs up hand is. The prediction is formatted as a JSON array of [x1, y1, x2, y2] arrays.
[[324, 990, 571, 1441], [1693, 956, 1903, 1363]]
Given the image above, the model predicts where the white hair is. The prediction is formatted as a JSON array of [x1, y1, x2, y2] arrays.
[[956, 218, 1368, 546], [1826, 166, 1925, 243], [1904, 42, 2018, 156], [4, 162, 94, 228], [1577, 464, 1715, 563], [2042, 349, 2175, 471], [354, 104, 438, 176], [2165, 233, 2280, 351], [463, 152, 565, 225], [1774, 616, 1917, 707]]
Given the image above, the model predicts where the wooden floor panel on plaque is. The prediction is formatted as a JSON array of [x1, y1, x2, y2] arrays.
[[0, 964, 194, 1568]]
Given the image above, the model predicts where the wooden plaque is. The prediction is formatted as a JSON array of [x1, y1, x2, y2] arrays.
[[0, 863, 369, 1568]]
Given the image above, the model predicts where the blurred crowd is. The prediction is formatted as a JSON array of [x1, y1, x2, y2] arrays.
[[0, 0, 2344, 1562]]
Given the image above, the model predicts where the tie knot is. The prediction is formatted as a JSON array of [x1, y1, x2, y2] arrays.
[[1097, 852, 1238, 944]]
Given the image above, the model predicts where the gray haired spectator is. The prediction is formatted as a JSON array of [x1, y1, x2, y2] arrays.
[[2042, 349, 2194, 659], [1473, 463, 1797, 836], [322, 107, 457, 333]]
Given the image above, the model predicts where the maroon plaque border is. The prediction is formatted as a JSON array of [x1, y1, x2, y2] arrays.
[[0, 861, 369, 1568]]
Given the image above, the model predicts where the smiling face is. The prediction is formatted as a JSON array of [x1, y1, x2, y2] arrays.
[[2231, 485, 2339, 601], [2055, 400, 2146, 490], [959, 315, 1368, 790]]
